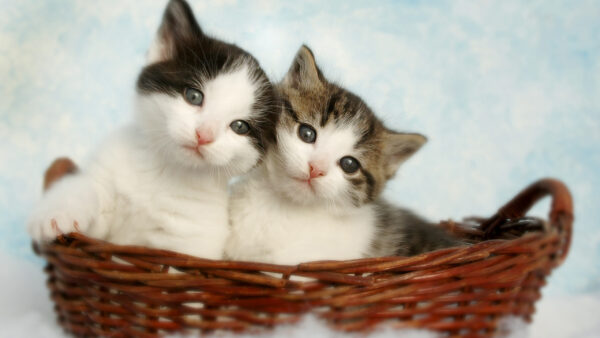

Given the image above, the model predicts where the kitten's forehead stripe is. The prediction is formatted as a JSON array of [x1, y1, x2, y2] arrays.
[[282, 98, 299, 122], [322, 91, 341, 127], [342, 95, 354, 117]]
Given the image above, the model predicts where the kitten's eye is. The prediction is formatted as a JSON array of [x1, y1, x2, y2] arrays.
[[298, 124, 317, 143], [230, 120, 250, 135], [340, 156, 360, 174], [184, 88, 204, 106]]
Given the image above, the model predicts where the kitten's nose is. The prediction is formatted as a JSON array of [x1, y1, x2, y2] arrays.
[[196, 129, 214, 146], [309, 163, 326, 179]]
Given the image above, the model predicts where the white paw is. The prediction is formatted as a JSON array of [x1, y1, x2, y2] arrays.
[[27, 207, 92, 243], [27, 173, 99, 243]]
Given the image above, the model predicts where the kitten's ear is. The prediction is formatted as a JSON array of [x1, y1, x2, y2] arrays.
[[382, 131, 427, 179], [147, 0, 203, 64], [283, 45, 324, 89]]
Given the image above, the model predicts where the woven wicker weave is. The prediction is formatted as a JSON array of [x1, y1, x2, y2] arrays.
[[34, 178, 573, 337]]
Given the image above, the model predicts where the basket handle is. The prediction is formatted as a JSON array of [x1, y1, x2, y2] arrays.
[[480, 178, 573, 263]]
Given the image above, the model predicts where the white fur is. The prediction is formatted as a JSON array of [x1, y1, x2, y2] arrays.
[[226, 167, 376, 265], [27, 66, 261, 259], [226, 121, 376, 265]]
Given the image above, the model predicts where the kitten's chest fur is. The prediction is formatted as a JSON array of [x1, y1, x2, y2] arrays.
[[90, 126, 229, 257], [227, 169, 376, 265]]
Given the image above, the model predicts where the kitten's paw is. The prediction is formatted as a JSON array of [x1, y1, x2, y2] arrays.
[[27, 208, 91, 243]]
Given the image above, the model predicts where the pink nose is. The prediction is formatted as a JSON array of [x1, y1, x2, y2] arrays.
[[309, 163, 326, 179], [196, 129, 214, 146]]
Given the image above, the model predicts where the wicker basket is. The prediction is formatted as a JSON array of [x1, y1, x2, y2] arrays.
[[34, 178, 573, 337]]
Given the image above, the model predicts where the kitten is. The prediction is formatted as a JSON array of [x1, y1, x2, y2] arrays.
[[27, 0, 277, 259], [225, 45, 461, 265]]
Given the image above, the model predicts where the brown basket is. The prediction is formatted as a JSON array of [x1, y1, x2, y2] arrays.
[[34, 178, 573, 337]]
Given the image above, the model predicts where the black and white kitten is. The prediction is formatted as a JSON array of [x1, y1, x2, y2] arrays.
[[226, 46, 461, 265], [27, 0, 277, 258]]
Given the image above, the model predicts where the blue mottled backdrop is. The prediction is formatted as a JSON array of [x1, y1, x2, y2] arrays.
[[0, 0, 599, 335]]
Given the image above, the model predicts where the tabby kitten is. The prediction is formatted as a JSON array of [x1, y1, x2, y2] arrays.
[[225, 46, 461, 265], [27, 0, 277, 259]]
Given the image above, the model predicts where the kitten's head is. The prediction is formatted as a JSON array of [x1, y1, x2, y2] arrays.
[[267, 45, 426, 209], [135, 0, 277, 176]]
